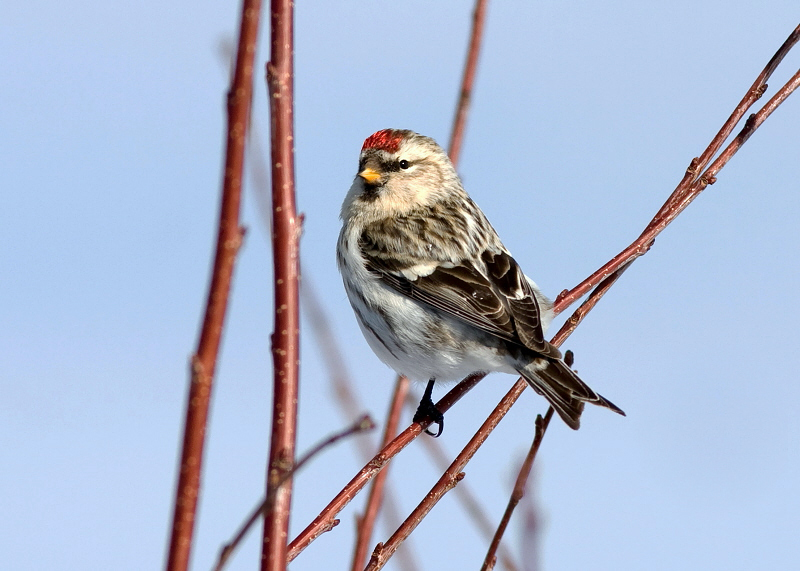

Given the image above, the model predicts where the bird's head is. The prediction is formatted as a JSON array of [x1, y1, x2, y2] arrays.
[[340, 129, 462, 223]]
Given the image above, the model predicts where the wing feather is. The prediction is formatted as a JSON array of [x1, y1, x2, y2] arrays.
[[363, 245, 559, 359]]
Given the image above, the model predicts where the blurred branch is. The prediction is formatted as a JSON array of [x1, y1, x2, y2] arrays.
[[291, 20, 800, 571], [164, 2, 262, 570], [480, 409, 553, 571], [468, 23, 800, 568], [213, 416, 375, 571], [448, 0, 489, 165], [360, 26, 800, 554], [303, 273, 419, 571], [261, 0, 299, 570]]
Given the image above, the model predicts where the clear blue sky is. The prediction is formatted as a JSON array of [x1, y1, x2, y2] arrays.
[[2, 2, 799, 570]]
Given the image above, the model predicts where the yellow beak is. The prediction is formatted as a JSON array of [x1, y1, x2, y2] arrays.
[[358, 168, 381, 184]]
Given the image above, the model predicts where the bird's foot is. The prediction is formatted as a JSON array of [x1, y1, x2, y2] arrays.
[[413, 379, 444, 437]]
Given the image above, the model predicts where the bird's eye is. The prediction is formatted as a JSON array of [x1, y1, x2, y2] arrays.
[[399, 160, 410, 170]]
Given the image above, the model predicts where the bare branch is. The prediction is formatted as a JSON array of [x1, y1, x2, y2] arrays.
[[448, 0, 490, 165], [287, 374, 484, 562], [553, 23, 800, 315], [351, 377, 411, 571], [164, 2, 262, 570], [404, 392, 520, 571], [261, 0, 299, 569], [364, 380, 528, 571], [213, 416, 375, 571], [290, 21, 800, 571], [347, 3, 494, 562], [480, 409, 553, 571]]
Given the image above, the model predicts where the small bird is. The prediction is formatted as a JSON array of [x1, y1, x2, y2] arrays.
[[337, 129, 624, 435]]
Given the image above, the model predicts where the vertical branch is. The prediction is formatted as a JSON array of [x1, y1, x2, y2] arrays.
[[164, 2, 262, 570], [448, 0, 489, 165], [261, 1, 299, 570]]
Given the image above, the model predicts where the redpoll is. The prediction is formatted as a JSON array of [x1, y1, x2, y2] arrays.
[[337, 129, 624, 435]]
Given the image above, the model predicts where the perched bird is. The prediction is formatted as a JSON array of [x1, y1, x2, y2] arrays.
[[337, 129, 624, 435]]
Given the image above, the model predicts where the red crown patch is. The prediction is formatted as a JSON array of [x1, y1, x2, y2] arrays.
[[362, 129, 404, 153]]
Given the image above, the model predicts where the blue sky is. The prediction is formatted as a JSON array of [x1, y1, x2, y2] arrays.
[[2, 2, 799, 570]]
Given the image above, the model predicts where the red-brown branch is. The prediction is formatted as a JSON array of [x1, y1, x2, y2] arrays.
[[480, 408, 553, 571], [359, 43, 800, 556], [351, 377, 411, 571], [469, 24, 800, 568], [163, 2, 262, 570], [448, 0, 489, 165], [261, 1, 299, 570], [302, 280, 418, 571], [286, 374, 484, 562], [403, 392, 520, 571], [364, 380, 528, 571], [214, 416, 374, 571], [553, 23, 800, 315]]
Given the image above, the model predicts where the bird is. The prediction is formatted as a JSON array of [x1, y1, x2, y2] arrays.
[[337, 129, 624, 436]]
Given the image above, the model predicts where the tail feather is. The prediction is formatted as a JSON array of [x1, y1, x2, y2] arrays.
[[517, 358, 624, 430]]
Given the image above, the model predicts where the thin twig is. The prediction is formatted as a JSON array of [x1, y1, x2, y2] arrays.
[[552, 262, 631, 347], [351, 378, 411, 571], [553, 23, 800, 315], [213, 416, 375, 571], [164, 2, 262, 570], [403, 392, 520, 571], [286, 373, 484, 562], [261, 1, 299, 570], [448, 0, 489, 165], [364, 380, 528, 571], [480, 408, 553, 571]]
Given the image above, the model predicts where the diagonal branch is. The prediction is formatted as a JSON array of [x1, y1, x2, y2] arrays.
[[164, 2, 262, 570], [350, 377, 411, 571], [288, 21, 800, 570], [363, 380, 528, 571], [213, 416, 375, 571], [404, 391, 521, 571], [554, 23, 800, 315], [286, 374, 484, 562]]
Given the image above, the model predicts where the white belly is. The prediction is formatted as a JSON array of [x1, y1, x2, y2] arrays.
[[338, 229, 515, 382]]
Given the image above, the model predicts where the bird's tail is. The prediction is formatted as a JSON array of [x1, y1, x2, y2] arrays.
[[516, 358, 625, 430]]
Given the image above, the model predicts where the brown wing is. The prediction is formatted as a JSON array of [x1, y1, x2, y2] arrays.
[[364, 247, 560, 359]]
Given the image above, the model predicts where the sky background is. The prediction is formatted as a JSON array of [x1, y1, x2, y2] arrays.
[[2, 1, 799, 570]]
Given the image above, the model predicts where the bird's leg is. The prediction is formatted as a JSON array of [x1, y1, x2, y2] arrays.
[[413, 378, 444, 437]]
